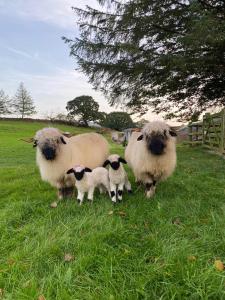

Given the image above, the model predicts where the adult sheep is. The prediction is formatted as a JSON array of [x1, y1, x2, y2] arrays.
[[125, 121, 177, 198], [34, 127, 109, 199]]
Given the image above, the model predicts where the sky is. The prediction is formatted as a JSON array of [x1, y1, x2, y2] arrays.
[[0, 0, 116, 118], [0, 0, 173, 123]]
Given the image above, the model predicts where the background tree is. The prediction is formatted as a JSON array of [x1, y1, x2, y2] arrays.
[[63, 0, 225, 121], [102, 111, 134, 131], [0, 89, 11, 117], [13, 83, 36, 118], [66, 95, 101, 126]]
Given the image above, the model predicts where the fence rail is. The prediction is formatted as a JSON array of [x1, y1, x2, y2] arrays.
[[189, 108, 225, 154]]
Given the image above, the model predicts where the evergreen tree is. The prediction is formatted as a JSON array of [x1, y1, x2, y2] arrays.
[[0, 89, 11, 116], [13, 83, 36, 118], [63, 0, 225, 121]]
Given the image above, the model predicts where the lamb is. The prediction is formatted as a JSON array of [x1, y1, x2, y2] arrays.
[[34, 128, 109, 199], [103, 154, 132, 203], [125, 121, 177, 198], [66, 166, 110, 204]]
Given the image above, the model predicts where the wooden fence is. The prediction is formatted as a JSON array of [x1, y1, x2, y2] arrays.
[[188, 108, 225, 154]]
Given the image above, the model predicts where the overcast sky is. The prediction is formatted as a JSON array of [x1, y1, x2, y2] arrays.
[[0, 0, 114, 117], [0, 0, 170, 122]]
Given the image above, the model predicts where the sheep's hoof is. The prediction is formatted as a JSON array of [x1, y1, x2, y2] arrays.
[[112, 201, 117, 205], [88, 199, 93, 204], [77, 199, 81, 205], [128, 189, 132, 194]]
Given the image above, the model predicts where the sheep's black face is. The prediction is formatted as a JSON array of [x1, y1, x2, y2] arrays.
[[147, 133, 166, 156], [74, 170, 85, 181], [111, 161, 120, 170], [42, 145, 56, 160]]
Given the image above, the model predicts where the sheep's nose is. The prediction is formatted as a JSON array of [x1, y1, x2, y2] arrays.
[[111, 161, 120, 170], [148, 138, 165, 155], [42, 146, 56, 160], [74, 171, 84, 180]]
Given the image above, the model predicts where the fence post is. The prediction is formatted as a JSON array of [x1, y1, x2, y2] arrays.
[[220, 108, 225, 154], [188, 123, 193, 145], [202, 113, 206, 145]]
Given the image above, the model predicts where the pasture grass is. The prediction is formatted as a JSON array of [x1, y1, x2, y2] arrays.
[[1, 120, 225, 299]]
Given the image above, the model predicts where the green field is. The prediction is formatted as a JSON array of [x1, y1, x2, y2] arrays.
[[1, 120, 225, 300]]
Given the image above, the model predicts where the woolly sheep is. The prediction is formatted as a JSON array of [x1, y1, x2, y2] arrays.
[[34, 128, 109, 199], [66, 165, 110, 204], [125, 121, 177, 198], [103, 154, 132, 203]]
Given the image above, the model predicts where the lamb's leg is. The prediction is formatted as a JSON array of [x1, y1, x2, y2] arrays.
[[102, 179, 110, 197], [88, 187, 95, 203], [99, 185, 104, 194], [145, 180, 157, 198], [110, 182, 117, 203], [77, 190, 84, 205], [117, 182, 124, 202]]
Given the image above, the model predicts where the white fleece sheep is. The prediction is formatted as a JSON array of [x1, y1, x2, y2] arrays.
[[34, 128, 109, 199], [67, 165, 110, 204], [125, 121, 177, 198], [103, 154, 132, 203]]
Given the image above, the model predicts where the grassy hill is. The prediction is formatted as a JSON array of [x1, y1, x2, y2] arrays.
[[1, 120, 225, 299]]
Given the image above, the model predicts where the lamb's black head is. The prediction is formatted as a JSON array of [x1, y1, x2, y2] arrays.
[[34, 128, 67, 161], [137, 121, 177, 156], [67, 166, 92, 181], [103, 155, 127, 170]]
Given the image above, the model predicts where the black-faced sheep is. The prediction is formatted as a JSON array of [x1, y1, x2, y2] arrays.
[[125, 121, 177, 198], [103, 154, 132, 203], [34, 128, 109, 199], [67, 165, 110, 204]]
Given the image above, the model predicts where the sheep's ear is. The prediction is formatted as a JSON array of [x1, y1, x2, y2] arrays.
[[33, 140, 37, 148], [137, 134, 143, 141], [84, 167, 92, 172], [119, 157, 127, 164], [60, 136, 67, 144], [169, 130, 177, 137], [66, 168, 74, 174], [103, 160, 110, 167]]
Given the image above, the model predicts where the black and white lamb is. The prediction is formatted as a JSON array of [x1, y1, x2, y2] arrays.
[[66, 165, 110, 204], [103, 154, 132, 203]]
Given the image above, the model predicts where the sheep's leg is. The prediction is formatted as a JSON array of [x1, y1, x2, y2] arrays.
[[99, 185, 104, 194], [77, 191, 84, 205], [57, 182, 65, 200], [88, 187, 95, 203], [125, 178, 132, 194], [63, 186, 74, 198], [145, 180, 157, 198], [117, 182, 124, 202], [110, 182, 117, 203], [57, 188, 64, 200]]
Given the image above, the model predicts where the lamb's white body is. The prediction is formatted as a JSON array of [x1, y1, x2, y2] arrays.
[[74, 167, 110, 204], [125, 121, 176, 197], [104, 154, 131, 202], [35, 128, 109, 198]]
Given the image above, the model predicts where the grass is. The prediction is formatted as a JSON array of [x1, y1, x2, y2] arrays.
[[1, 120, 225, 299]]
